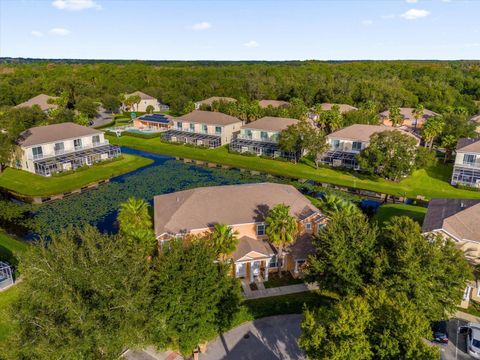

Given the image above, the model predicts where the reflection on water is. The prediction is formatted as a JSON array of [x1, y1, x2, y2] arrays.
[[31, 147, 271, 238]]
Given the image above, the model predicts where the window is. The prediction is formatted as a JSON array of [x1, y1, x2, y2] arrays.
[[92, 135, 100, 145], [317, 223, 326, 234], [464, 154, 476, 165], [269, 255, 278, 268], [261, 131, 268, 141], [176, 121, 182, 130], [202, 124, 208, 134], [352, 141, 362, 151], [189, 123, 195, 132], [74, 138, 82, 149], [256, 223, 265, 236], [332, 139, 340, 149], [54, 142, 64, 154], [305, 222, 312, 230], [215, 126, 222, 135], [32, 146, 43, 159]]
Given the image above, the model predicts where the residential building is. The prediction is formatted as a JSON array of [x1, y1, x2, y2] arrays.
[[14, 122, 121, 176], [121, 91, 169, 112], [229, 116, 299, 159], [133, 113, 173, 131], [423, 198, 480, 308], [379, 107, 438, 129], [470, 114, 480, 134], [308, 103, 358, 121], [14, 94, 58, 113], [451, 138, 480, 188], [320, 124, 419, 170], [194, 96, 236, 110], [258, 100, 290, 109], [162, 110, 242, 148], [153, 183, 327, 282]]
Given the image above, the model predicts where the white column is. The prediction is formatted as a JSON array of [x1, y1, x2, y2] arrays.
[[250, 261, 254, 283], [264, 258, 270, 281]]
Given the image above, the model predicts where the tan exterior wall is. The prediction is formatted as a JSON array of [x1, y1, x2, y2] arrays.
[[382, 117, 423, 129]]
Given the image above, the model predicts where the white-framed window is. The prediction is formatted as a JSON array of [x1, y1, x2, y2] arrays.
[[202, 124, 208, 134], [317, 223, 326, 234], [295, 259, 306, 273], [74, 138, 82, 149], [305, 222, 312, 230], [256, 223, 265, 236], [215, 126, 222, 135], [176, 121, 182, 130], [92, 135, 100, 145], [269, 255, 278, 268], [352, 141, 362, 151], [332, 139, 340, 149], [189, 123, 195, 132]]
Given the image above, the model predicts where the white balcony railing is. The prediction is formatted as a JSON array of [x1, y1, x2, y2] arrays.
[[28, 140, 110, 161], [456, 161, 480, 170]]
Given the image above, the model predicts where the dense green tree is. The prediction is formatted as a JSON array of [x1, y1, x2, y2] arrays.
[[412, 104, 424, 129], [303, 126, 329, 169], [422, 115, 445, 148], [317, 105, 343, 132], [7, 227, 151, 360], [278, 123, 302, 163], [75, 97, 99, 119], [102, 94, 121, 113], [300, 296, 373, 360], [357, 130, 419, 181], [147, 239, 240, 355], [307, 210, 377, 295], [319, 194, 361, 217], [265, 204, 298, 275], [117, 197, 156, 255], [51, 108, 75, 124], [441, 134, 458, 163], [145, 104, 154, 114]]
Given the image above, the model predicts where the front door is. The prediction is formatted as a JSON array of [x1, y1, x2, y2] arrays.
[[252, 261, 261, 277], [235, 262, 247, 278]]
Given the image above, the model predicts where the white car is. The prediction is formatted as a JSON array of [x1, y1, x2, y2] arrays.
[[462, 323, 480, 358]]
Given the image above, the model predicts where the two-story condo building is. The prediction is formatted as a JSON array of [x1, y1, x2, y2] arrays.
[[162, 110, 242, 148], [422, 198, 480, 307], [308, 103, 358, 121], [380, 107, 438, 129], [229, 116, 299, 159], [451, 138, 480, 188], [194, 96, 237, 110], [320, 124, 418, 170], [121, 91, 169, 112], [258, 99, 290, 109], [154, 183, 327, 282], [14, 94, 58, 113], [14, 122, 121, 176]]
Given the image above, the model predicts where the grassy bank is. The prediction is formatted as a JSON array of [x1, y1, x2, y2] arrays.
[[373, 204, 428, 227], [0, 154, 153, 197], [107, 135, 480, 200]]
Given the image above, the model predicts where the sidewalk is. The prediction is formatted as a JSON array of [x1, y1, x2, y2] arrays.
[[455, 310, 480, 323], [243, 282, 319, 300]]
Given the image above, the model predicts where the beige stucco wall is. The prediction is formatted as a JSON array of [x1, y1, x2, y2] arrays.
[[326, 137, 366, 153], [173, 119, 242, 145]]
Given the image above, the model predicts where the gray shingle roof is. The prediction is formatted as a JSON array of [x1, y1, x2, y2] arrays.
[[327, 124, 418, 143], [14, 94, 58, 112], [456, 138, 480, 153]]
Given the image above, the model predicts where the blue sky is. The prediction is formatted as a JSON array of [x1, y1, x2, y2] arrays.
[[1, 0, 479, 60]]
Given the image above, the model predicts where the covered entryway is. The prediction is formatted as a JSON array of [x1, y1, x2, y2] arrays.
[[232, 236, 276, 283]]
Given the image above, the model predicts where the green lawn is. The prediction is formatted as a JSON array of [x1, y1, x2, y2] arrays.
[[107, 135, 480, 200], [373, 204, 428, 227], [0, 154, 153, 197], [0, 232, 28, 257], [0, 285, 20, 346]]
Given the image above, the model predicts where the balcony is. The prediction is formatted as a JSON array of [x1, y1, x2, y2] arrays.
[[456, 161, 480, 170], [28, 141, 110, 161], [237, 134, 278, 143]]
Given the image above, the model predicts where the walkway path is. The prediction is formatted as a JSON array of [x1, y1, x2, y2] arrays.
[[244, 282, 319, 300], [199, 314, 305, 360]]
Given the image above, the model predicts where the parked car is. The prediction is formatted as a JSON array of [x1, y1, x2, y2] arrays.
[[459, 323, 480, 358], [431, 320, 448, 344]]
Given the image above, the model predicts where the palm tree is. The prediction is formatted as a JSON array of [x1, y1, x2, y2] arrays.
[[388, 106, 403, 127], [118, 197, 155, 254], [210, 223, 239, 261], [422, 116, 445, 149], [265, 204, 298, 276], [320, 194, 360, 217], [412, 104, 424, 129]]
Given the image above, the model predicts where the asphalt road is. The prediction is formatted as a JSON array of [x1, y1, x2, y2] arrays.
[[199, 314, 305, 360]]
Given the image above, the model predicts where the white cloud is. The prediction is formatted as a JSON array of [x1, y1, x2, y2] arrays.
[[243, 40, 260, 48], [400, 9, 431, 20], [191, 22, 212, 31], [362, 19, 373, 26], [49, 28, 71, 36], [52, 0, 101, 11], [31, 30, 44, 37], [406, 0, 418, 3]]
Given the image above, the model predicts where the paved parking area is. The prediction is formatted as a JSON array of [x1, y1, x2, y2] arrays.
[[199, 314, 305, 360], [436, 318, 471, 360]]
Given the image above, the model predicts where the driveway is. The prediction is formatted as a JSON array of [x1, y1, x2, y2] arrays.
[[90, 106, 114, 128], [199, 314, 305, 360]]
